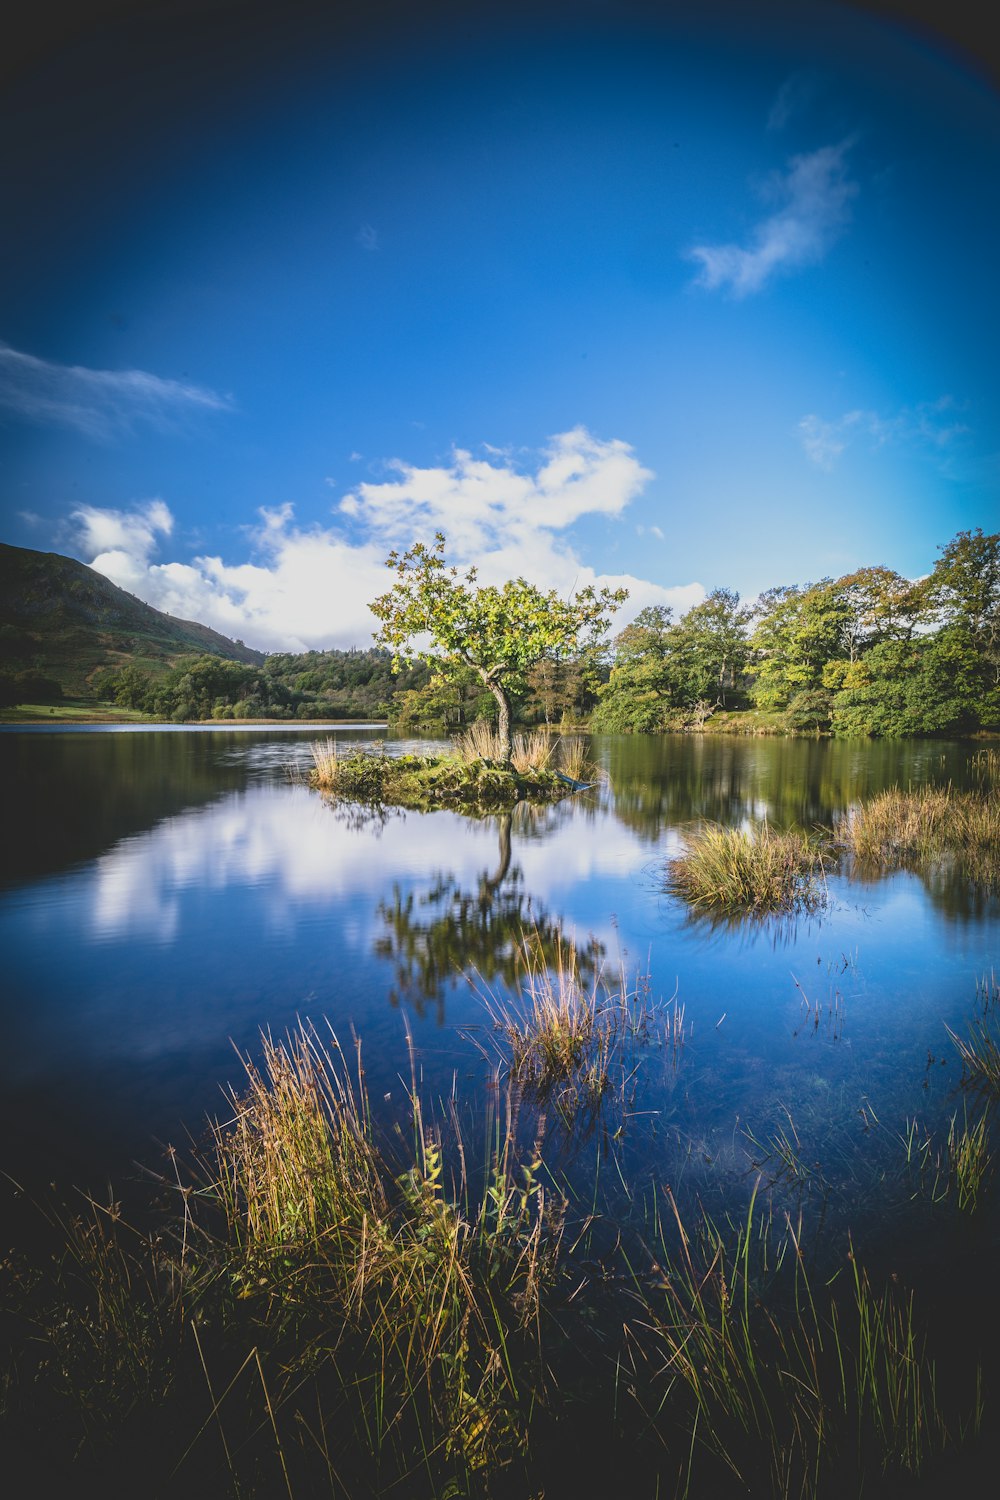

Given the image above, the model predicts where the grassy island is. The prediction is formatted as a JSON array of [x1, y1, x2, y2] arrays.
[[308, 726, 598, 811]]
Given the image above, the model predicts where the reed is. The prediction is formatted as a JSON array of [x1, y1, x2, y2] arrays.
[[667, 820, 831, 916], [1, 1024, 986, 1498], [837, 785, 1000, 886], [479, 936, 679, 1118], [309, 735, 340, 782], [948, 1011, 1000, 1098], [947, 1106, 993, 1213], [633, 1189, 957, 1495], [553, 733, 604, 785], [3, 1025, 566, 1496]]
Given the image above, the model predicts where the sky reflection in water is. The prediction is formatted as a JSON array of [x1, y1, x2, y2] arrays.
[[1, 729, 997, 1254]]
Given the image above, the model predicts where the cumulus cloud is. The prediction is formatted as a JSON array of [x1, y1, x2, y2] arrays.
[[0, 341, 233, 439], [72, 429, 703, 651], [70, 499, 174, 591], [338, 428, 653, 555], [688, 140, 857, 297], [798, 397, 969, 471]]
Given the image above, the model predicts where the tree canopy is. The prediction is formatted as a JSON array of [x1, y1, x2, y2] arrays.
[[370, 533, 627, 763]]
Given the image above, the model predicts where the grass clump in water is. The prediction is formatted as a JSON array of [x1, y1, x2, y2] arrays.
[[836, 785, 1000, 888], [667, 820, 831, 917], [479, 937, 681, 1118]]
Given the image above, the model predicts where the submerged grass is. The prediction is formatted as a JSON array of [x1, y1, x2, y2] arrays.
[[667, 821, 831, 917], [477, 936, 683, 1122]]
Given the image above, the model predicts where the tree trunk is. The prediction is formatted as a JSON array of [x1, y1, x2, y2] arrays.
[[488, 682, 513, 765]]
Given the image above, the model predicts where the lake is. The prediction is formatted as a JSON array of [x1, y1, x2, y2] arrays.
[[2, 726, 996, 1253], [4, 724, 1000, 1493]]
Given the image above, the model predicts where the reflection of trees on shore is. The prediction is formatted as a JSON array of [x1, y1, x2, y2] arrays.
[[375, 812, 605, 1019], [1, 730, 250, 884], [845, 856, 999, 926], [600, 733, 978, 842]]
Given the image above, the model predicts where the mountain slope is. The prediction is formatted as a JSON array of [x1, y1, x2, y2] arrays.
[[0, 542, 264, 695]]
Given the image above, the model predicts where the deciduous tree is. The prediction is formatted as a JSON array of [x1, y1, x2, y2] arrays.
[[370, 533, 627, 765]]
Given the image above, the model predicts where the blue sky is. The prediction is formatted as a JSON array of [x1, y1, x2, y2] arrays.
[[1, 0, 997, 650]]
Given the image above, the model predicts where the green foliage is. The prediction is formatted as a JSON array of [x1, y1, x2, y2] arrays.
[[829, 635, 980, 737], [371, 532, 626, 761], [785, 688, 833, 733], [593, 593, 751, 731], [0, 669, 63, 707], [748, 581, 851, 709]]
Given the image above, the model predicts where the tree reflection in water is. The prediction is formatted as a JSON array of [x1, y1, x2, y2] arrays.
[[375, 811, 605, 1020]]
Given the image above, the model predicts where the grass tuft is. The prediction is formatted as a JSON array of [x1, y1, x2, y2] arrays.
[[837, 785, 1000, 888], [667, 820, 831, 916]]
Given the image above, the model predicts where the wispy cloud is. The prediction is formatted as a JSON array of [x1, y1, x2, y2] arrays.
[[766, 71, 817, 132], [688, 140, 858, 297], [356, 222, 379, 250], [798, 397, 969, 471], [70, 429, 704, 651], [0, 341, 234, 439]]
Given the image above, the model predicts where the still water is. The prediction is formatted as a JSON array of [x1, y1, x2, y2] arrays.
[[1, 726, 997, 1261]]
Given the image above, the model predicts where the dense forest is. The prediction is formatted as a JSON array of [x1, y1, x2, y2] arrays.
[[91, 649, 433, 723], [591, 526, 999, 738], [3, 527, 997, 738]]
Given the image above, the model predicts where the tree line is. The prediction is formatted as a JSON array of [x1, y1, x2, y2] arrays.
[[81, 526, 1000, 738], [592, 527, 999, 738], [97, 649, 430, 722]]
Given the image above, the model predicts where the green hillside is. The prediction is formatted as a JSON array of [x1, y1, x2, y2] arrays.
[[0, 541, 264, 698]]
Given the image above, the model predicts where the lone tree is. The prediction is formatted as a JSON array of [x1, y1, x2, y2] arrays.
[[370, 533, 627, 766]]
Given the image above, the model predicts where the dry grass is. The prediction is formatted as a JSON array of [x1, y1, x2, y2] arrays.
[[836, 785, 1000, 887], [478, 935, 683, 1124], [667, 821, 831, 916], [453, 722, 555, 774]]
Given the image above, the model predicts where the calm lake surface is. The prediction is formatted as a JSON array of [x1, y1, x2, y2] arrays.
[[2, 726, 998, 1270]]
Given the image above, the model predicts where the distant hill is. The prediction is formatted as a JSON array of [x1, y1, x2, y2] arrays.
[[0, 541, 264, 696]]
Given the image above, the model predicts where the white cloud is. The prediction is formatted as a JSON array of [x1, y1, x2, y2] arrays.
[[339, 427, 653, 556], [357, 223, 379, 250], [0, 341, 233, 439], [72, 429, 703, 651], [688, 140, 857, 297], [798, 397, 969, 471], [70, 499, 174, 591]]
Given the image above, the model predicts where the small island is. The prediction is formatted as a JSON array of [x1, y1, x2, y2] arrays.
[[308, 532, 619, 810]]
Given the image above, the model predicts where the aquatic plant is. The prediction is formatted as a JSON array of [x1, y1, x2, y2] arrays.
[[478, 936, 682, 1119], [948, 1010, 1000, 1099], [666, 820, 831, 916], [836, 785, 1000, 888], [2, 1024, 566, 1496], [0, 1025, 987, 1499], [947, 1106, 993, 1213], [632, 1188, 965, 1496]]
